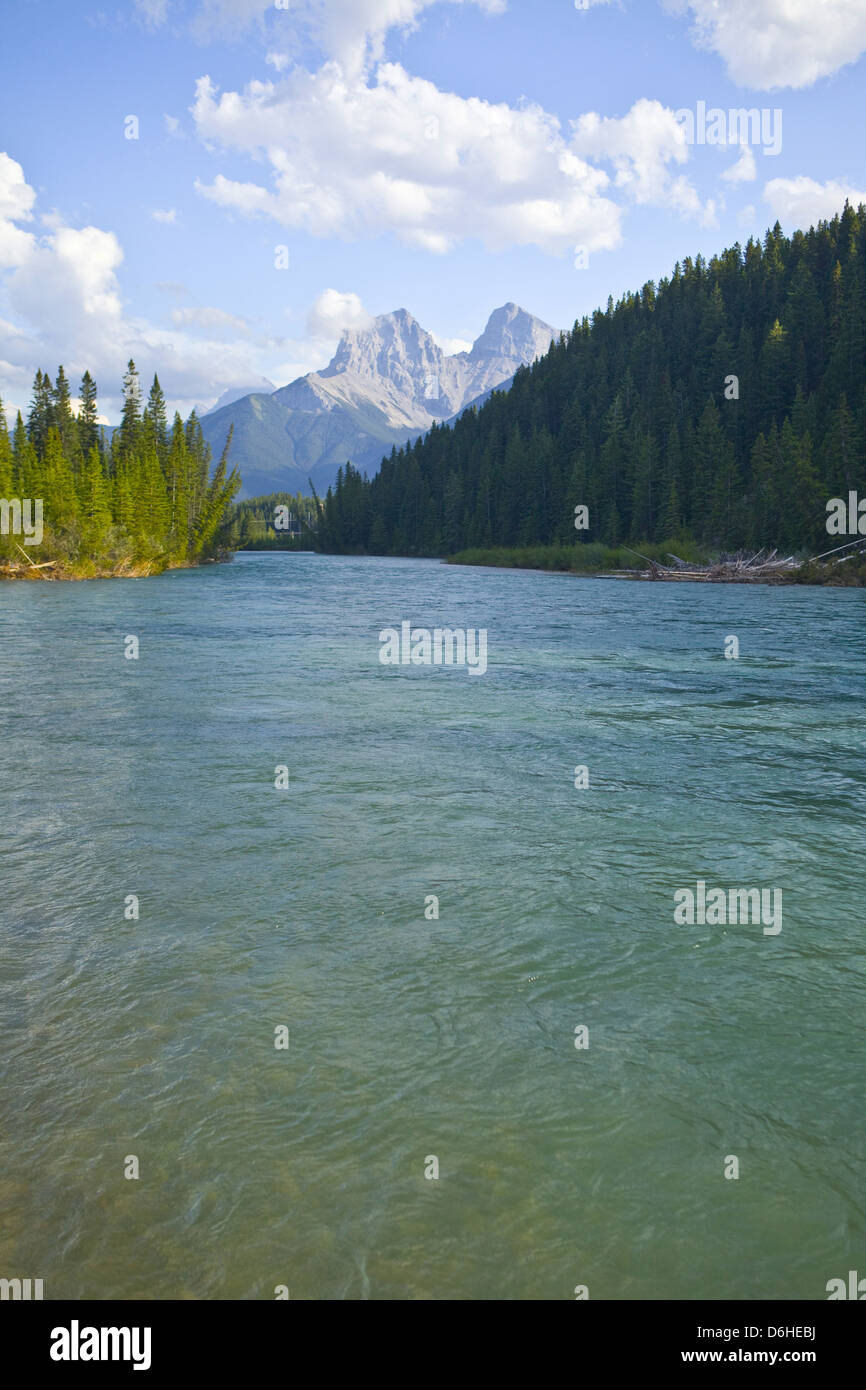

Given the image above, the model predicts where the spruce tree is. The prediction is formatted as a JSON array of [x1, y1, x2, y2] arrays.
[[119, 359, 142, 461], [78, 372, 100, 458], [53, 366, 75, 454], [27, 369, 55, 457]]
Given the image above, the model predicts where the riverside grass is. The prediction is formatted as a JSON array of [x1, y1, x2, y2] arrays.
[[447, 540, 866, 584], [447, 540, 710, 573]]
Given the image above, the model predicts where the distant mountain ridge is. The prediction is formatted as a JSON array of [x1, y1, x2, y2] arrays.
[[200, 303, 561, 497]]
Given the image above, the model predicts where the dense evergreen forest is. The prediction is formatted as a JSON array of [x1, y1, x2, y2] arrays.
[[315, 207, 866, 559], [0, 361, 240, 577], [226, 491, 320, 549]]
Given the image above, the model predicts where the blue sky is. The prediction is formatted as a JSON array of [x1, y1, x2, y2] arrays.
[[1, 0, 866, 422]]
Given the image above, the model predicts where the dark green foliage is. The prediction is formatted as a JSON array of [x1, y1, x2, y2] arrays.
[[317, 208, 866, 557], [448, 540, 710, 573]]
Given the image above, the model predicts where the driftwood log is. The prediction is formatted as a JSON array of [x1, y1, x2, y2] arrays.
[[621, 535, 866, 582], [625, 547, 799, 582]]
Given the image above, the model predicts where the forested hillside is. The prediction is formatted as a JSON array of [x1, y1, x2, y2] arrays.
[[0, 361, 240, 577], [315, 207, 866, 558]]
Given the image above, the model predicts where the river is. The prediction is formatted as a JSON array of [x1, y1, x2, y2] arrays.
[[1, 552, 864, 1299]]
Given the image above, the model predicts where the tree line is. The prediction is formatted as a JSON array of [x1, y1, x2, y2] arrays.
[[0, 360, 240, 573], [314, 206, 866, 558], [226, 491, 321, 549]]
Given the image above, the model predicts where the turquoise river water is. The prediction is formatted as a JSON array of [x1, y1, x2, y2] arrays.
[[1, 553, 864, 1299]]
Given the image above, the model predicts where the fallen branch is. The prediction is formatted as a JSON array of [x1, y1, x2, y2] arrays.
[[14, 542, 57, 569]]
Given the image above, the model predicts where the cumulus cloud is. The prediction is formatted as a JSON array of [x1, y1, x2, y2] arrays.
[[0, 154, 38, 269], [0, 153, 36, 223], [192, 68, 712, 255], [763, 176, 866, 228], [151, 208, 177, 223], [141, 0, 866, 89], [664, 0, 866, 89], [307, 289, 374, 340], [8, 225, 126, 334], [293, 0, 507, 79], [193, 172, 274, 218], [432, 333, 474, 355], [0, 152, 314, 419], [570, 98, 714, 222], [180, 0, 506, 77]]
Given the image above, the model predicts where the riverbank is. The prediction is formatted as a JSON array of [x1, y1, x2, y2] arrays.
[[446, 544, 866, 586], [0, 553, 230, 582]]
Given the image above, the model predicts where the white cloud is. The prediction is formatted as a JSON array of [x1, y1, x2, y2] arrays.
[[193, 68, 718, 257], [142, 0, 866, 91], [6, 223, 127, 370], [295, 0, 507, 79], [180, 0, 506, 77], [432, 333, 474, 355], [164, 115, 183, 137], [151, 208, 178, 223], [307, 289, 374, 340], [722, 145, 756, 184], [0, 153, 36, 224], [0, 217, 36, 271], [570, 98, 714, 222], [0, 156, 38, 270], [193, 66, 667, 256], [193, 172, 275, 218], [265, 52, 291, 72], [0, 152, 318, 421], [763, 176, 866, 228], [664, 0, 866, 89]]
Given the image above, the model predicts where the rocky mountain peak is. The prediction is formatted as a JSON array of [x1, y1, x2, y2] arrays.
[[201, 300, 563, 498], [470, 302, 559, 362], [318, 302, 559, 413], [322, 309, 442, 389]]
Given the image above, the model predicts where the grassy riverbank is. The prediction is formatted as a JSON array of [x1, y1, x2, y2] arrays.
[[447, 541, 709, 573], [447, 543, 866, 585], [0, 531, 232, 581]]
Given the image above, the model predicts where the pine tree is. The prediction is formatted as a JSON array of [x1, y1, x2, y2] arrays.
[[166, 413, 191, 557], [27, 369, 55, 457], [144, 374, 169, 459], [118, 359, 142, 461], [78, 372, 100, 458], [53, 366, 75, 454]]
